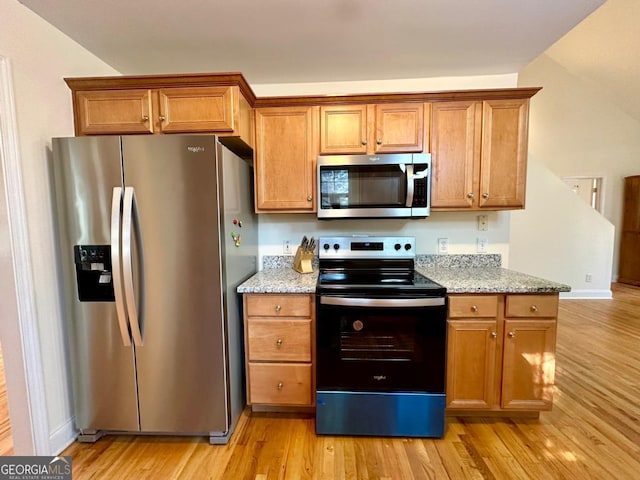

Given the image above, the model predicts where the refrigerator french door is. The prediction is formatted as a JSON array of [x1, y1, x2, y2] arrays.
[[52, 135, 256, 443]]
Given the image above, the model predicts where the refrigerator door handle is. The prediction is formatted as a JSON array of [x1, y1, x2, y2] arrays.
[[122, 186, 144, 346], [111, 187, 131, 347]]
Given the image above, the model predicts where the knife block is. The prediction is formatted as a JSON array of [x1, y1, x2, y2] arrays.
[[293, 246, 314, 274]]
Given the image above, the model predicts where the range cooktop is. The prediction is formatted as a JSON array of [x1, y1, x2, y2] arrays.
[[316, 236, 446, 297]]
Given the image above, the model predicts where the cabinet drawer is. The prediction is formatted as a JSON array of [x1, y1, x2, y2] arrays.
[[506, 295, 558, 318], [246, 294, 311, 317], [247, 319, 311, 361], [449, 295, 499, 318], [248, 363, 312, 405]]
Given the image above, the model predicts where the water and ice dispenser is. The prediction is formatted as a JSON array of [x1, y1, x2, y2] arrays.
[[74, 245, 115, 302]]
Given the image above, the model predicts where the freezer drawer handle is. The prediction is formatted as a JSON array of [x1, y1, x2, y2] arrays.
[[111, 187, 131, 347], [122, 187, 144, 346]]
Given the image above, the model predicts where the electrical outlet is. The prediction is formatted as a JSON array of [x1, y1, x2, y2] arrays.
[[476, 237, 488, 253], [585, 273, 593, 283], [437, 238, 449, 254], [283, 240, 292, 255], [477, 215, 488, 231]]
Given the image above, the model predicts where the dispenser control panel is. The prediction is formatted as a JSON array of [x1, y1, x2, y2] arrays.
[[73, 245, 115, 302]]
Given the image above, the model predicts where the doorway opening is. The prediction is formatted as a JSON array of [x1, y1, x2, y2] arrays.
[[561, 177, 604, 213]]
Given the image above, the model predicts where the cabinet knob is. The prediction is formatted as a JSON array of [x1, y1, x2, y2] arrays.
[[376, 139, 382, 145], [467, 193, 475, 199], [361, 140, 367, 146], [142, 115, 149, 122], [530, 305, 538, 312], [508, 331, 516, 338], [275, 304, 282, 312], [276, 338, 283, 347], [158, 115, 166, 121], [471, 305, 478, 313], [277, 382, 284, 390], [482, 193, 489, 199], [491, 331, 497, 338], [307, 195, 312, 202]]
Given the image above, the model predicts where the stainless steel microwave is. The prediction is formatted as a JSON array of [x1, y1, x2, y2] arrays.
[[317, 153, 431, 219]]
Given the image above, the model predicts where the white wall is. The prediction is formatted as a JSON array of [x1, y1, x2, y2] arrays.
[[518, 54, 640, 280], [509, 160, 614, 298], [258, 211, 510, 265], [0, 0, 119, 454], [253, 74, 519, 266]]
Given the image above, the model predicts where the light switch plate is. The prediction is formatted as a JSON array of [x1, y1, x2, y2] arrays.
[[477, 215, 488, 231]]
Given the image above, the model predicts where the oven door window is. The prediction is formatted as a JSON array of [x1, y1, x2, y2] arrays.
[[317, 301, 446, 393], [320, 165, 407, 209]]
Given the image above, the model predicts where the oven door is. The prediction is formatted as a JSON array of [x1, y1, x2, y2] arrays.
[[316, 295, 447, 393]]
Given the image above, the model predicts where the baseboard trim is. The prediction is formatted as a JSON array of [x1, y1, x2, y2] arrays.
[[49, 417, 77, 456], [560, 289, 612, 299]]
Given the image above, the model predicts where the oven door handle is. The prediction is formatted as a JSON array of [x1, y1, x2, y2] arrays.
[[320, 296, 445, 307]]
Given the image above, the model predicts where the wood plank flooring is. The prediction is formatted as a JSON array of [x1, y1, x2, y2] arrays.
[[0, 343, 14, 455], [52, 284, 640, 478]]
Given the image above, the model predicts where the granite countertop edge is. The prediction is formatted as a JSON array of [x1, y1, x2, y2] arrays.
[[237, 266, 571, 294]]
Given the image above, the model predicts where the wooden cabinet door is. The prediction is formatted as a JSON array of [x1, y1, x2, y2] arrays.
[[158, 86, 234, 133], [479, 99, 529, 209], [430, 101, 482, 208], [319, 105, 368, 154], [374, 103, 424, 153], [255, 106, 318, 211], [446, 319, 497, 409], [75, 89, 154, 135], [501, 319, 556, 410]]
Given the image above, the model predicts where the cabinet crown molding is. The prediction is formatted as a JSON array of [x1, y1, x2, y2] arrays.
[[64, 71, 540, 108]]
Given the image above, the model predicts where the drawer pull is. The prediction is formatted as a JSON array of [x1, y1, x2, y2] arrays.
[[530, 305, 538, 312], [277, 382, 284, 390], [276, 338, 283, 347], [471, 305, 478, 313], [508, 331, 516, 338], [275, 304, 282, 312]]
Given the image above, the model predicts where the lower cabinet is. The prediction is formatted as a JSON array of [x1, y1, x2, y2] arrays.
[[243, 293, 315, 409], [447, 293, 558, 413]]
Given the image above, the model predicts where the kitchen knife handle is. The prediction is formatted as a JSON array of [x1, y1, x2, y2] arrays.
[[111, 187, 131, 347], [122, 187, 144, 347]]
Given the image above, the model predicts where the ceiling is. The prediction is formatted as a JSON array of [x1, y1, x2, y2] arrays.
[[18, 0, 604, 85]]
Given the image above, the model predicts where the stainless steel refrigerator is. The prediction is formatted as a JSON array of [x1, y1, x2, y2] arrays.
[[51, 135, 257, 444]]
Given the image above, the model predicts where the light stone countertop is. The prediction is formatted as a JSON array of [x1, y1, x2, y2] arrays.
[[417, 267, 571, 294], [237, 268, 318, 294], [236, 265, 571, 294]]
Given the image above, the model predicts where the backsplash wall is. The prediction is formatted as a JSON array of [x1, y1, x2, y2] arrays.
[[257, 211, 511, 270]]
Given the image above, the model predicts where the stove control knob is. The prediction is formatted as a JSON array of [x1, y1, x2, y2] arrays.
[[404, 243, 412, 251], [394, 243, 401, 251], [333, 243, 340, 251], [323, 243, 330, 251]]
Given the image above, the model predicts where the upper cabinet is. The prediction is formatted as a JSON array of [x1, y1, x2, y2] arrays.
[[319, 103, 426, 155], [65, 74, 255, 149], [430, 98, 530, 210], [65, 74, 540, 215], [254, 106, 319, 212]]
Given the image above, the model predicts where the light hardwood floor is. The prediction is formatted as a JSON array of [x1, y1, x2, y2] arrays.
[[0, 343, 14, 455], [54, 284, 640, 479]]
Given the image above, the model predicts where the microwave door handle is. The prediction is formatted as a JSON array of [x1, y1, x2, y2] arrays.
[[405, 164, 415, 207]]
